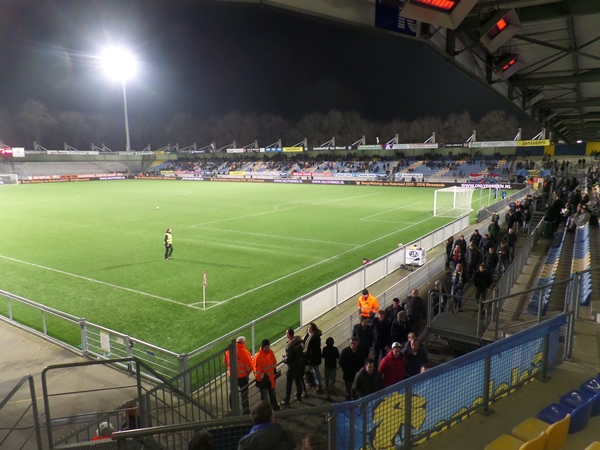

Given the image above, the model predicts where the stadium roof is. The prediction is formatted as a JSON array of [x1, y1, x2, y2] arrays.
[[224, 0, 600, 143]]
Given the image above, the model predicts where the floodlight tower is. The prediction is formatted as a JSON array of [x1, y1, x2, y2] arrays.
[[101, 47, 137, 152]]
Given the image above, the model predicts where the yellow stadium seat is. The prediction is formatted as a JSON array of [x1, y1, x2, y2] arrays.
[[485, 431, 547, 450], [584, 442, 600, 450], [512, 414, 570, 450]]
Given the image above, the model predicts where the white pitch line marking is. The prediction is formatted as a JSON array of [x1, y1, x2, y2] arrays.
[[194, 226, 359, 247], [203, 214, 437, 310], [273, 193, 378, 212], [0, 255, 203, 310], [359, 202, 422, 220], [190, 301, 221, 306], [190, 193, 379, 228]]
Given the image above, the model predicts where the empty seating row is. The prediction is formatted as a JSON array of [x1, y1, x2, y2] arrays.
[[527, 229, 567, 316], [572, 223, 592, 306], [486, 373, 600, 450]]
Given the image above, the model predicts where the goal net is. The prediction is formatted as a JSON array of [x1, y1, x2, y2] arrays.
[[0, 174, 18, 185], [433, 186, 474, 218]]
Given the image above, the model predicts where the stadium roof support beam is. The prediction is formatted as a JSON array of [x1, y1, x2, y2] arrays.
[[535, 97, 600, 109], [566, 17, 584, 118], [458, 0, 600, 31], [511, 69, 600, 87], [558, 112, 600, 120]]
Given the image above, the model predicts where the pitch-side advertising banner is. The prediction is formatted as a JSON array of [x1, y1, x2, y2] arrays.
[[469, 141, 517, 148], [384, 143, 439, 149], [358, 145, 383, 150], [517, 140, 550, 147]]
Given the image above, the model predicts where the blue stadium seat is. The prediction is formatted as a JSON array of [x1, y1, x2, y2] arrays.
[[538, 401, 592, 434]]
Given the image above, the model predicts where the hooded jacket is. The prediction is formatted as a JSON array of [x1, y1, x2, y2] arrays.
[[284, 336, 304, 372]]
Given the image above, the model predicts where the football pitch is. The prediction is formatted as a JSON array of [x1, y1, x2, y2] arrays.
[[0, 180, 487, 352]]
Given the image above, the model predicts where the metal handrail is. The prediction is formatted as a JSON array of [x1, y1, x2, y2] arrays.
[[0, 375, 43, 450]]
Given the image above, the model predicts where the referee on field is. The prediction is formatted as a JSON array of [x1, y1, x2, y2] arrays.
[[164, 228, 173, 260]]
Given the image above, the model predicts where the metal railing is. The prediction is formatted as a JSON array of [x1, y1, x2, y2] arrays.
[[0, 291, 186, 382], [40, 357, 209, 449], [100, 313, 568, 450], [492, 217, 544, 299], [0, 375, 43, 450]]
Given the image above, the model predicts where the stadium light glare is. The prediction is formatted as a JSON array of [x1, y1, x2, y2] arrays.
[[101, 47, 137, 82], [101, 47, 137, 152]]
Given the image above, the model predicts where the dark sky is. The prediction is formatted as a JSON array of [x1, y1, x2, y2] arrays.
[[0, 0, 524, 124]]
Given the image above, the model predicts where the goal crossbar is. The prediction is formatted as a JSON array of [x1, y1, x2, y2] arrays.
[[433, 186, 474, 218], [0, 173, 18, 185]]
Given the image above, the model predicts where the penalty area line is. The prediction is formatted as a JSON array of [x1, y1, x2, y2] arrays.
[[205, 214, 436, 310], [0, 255, 203, 311]]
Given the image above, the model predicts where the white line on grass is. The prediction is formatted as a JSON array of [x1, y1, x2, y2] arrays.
[[0, 255, 204, 311], [189, 301, 221, 306], [203, 214, 436, 310], [189, 193, 379, 228], [193, 226, 360, 247], [273, 193, 379, 212], [359, 202, 422, 220]]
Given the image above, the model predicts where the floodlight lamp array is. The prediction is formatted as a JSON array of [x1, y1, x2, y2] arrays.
[[101, 48, 137, 82]]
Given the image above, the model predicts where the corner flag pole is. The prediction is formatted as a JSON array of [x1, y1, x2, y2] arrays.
[[203, 272, 207, 310]]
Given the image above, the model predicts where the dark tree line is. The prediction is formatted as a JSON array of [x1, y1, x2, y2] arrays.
[[0, 99, 540, 150]]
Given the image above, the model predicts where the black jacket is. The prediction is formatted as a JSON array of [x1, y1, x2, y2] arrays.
[[352, 323, 374, 356], [238, 422, 296, 450], [321, 344, 340, 370], [284, 336, 304, 372], [391, 319, 412, 344], [473, 269, 493, 290], [303, 331, 322, 366], [353, 367, 384, 398], [339, 347, 364, 382], [372, 316, 392, 347]]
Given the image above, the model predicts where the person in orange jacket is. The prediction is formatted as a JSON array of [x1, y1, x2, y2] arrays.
[[357, 289, 379, 320], [252, 339, 280, 411], [224, 336, 254, 415]]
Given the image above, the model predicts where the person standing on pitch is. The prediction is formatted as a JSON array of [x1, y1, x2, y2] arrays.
[[164, 228, 173, 260]]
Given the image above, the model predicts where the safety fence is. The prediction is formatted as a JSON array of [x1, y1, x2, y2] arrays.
[[0, 375, 43, 450], [96, 313, 567, 450], [36, 357, 214, 449], [491, 217, 544, 299], [0, 291, 184, 381]]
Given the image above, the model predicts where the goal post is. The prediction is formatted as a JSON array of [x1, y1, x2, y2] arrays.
[[433, 186, 475, 218], [0, 174, 18, 185]]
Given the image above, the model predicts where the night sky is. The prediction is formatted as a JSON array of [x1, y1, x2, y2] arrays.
[[0, 0, 526, 124]]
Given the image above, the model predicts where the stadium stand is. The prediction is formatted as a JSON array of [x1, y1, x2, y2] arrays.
[[0, 156, 599, 450]]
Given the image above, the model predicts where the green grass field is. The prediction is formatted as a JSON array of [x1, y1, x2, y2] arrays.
[[0, 180, 492, 352]]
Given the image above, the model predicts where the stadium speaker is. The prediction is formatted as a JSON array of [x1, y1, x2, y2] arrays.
[[479, 9, 521, 53], [399, 0, 478, 30], [494, 53, 525, 80]]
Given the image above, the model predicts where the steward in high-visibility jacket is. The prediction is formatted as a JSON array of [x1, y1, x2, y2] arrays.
[[358, 289, 379, 318], [224, 337, 254, 378], [253, 340, 277, 389]]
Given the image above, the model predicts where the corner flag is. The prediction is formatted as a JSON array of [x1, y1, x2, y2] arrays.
[[203, 272, 207, 288]]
